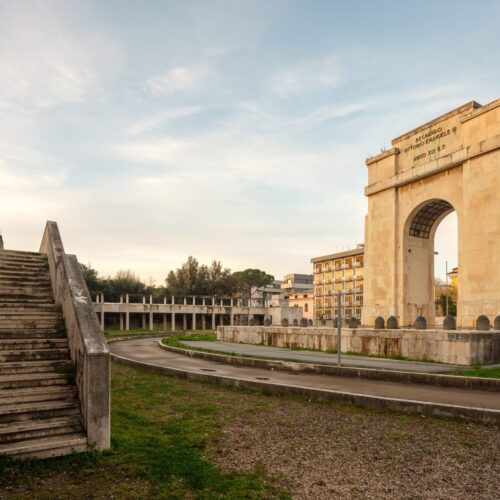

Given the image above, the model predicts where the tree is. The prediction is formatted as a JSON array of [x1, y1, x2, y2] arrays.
[[80, 264, 102, 293], [165, 257, 240, 297], [232, 268, 274, 305]]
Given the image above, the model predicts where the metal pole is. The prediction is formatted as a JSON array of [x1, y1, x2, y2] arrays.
[[337, 291, 342, 366], [445, 261, 449, 316]]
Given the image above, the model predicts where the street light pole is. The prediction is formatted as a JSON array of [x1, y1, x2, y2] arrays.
[[337, 291, 342, 366], [445, 260, 449, 317]]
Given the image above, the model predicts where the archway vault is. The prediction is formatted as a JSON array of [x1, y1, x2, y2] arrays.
[[408, 200, 453, 239]]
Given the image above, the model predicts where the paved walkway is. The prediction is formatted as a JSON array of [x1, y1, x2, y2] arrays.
[[109, 338, 500, 411], [181, 341, 463, 373]]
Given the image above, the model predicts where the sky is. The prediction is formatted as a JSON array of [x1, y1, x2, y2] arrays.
[[1, 0, 499, 285]]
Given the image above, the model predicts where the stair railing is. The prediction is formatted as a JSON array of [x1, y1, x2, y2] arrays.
[[40, 221, 110, 450]]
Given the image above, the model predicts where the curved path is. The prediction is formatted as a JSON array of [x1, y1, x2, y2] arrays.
[[181, 341, 463, 373], [109, 337, 500, 423]]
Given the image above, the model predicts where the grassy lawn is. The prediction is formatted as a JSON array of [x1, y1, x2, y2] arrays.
[[104, 329, 216, 340], [0, 361, 287, 499], [452, 366, 500, 379], [1, 361, 498, 499]]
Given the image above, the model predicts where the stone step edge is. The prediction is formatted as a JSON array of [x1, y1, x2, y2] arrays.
[[0, 433, 87, 456], [0, 415, 82, 434]]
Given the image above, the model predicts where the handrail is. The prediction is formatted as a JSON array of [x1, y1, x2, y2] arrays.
[[40, 221, 110, 450]]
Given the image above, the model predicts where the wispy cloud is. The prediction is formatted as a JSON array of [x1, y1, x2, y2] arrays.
[[126, 107, 202, 136], [269, 56, 340, 97], [147, 64, 211, 95]]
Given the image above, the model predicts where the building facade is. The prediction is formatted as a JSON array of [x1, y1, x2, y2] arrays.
[[285, 292, 314, 320], [280, 273, 313, 295], [311, 245, 364, 322]]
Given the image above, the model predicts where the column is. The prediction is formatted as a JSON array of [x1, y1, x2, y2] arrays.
[[125, 293, 130, 331], [100, 294, 105, 331], [211, 297, 216, 330], [202, 314, 206, 330], [171, 296, 175, 331], [119, 295, 124, 330], [183, 314, 187, 330], [149, 295, 154, 330]]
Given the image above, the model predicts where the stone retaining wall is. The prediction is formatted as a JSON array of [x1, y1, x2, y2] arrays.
[[217, 326, 500, 365]]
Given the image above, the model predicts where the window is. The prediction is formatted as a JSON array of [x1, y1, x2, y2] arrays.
[[304, 303, 309, 312]]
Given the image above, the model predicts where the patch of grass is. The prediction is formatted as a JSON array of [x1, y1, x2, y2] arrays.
[[451, 366, 500, 379], [161, 331, 217, 348], [104, 328, 215, 340], [0, 362, 288, 499]]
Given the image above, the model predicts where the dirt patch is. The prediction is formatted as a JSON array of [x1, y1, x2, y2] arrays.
[[211, 399, 499, 499]]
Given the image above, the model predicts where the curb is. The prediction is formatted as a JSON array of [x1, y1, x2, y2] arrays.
[[110, 343, 500, 426], [159, 342, 500, 392]]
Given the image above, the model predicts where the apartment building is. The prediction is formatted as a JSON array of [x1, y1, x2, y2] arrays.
[[311, 245, 364, 322]]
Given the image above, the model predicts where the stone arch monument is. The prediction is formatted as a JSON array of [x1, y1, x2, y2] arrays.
[[362, 100, 500, 328]]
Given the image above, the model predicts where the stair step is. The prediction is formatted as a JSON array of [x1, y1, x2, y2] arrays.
[[0, 267, 49, 274], [0, 249, 46, 258], [0, 348, 70, 362], [0, 359, 72, 375], [0, 416, 83, 444], [0, 433, 87, 459], [0, 293, 54, 304], [0, 320, 61, 329], [0, 311, 60, 317], [0, 385, 77, 405], [0, 330, 66, 339], [0, 262, 49, 272], [0, 339, 68, 349], [0, 399, 81, 424], [0, 372, 72, 390], [0, 305, 59, 312]]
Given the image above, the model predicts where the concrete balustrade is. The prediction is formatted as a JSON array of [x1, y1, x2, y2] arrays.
[[40, 221, 110, 451]]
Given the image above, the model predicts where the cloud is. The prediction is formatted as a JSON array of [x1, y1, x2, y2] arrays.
[[147, 64, 210, 95], [0, 2, 115, 112], [126, 106, 202, 136], [269, 56, 340, 97]]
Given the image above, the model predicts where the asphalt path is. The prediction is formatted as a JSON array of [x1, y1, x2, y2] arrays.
[[109, 338, 500, 411], [181, 340, 463, 373]]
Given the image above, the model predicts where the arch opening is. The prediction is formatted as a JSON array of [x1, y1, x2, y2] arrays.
[[403, 199, 457, 327]]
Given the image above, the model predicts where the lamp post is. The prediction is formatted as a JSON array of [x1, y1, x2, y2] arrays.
[[337, 290, 343, 366], [445, 260, 449, 317]]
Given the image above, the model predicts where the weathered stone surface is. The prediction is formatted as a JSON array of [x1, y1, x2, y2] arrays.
[[443, 316, 457, 330], [495, 316, 500, 331], [348, 316, 359, 329], [415, 316, 427, 330], [264, 318, 272, 326], [300, 318, 308, 327], [387, 316, 399, 329], [281, 318, 289, 327], [362, 100, 500, 329], [40, 221, 110, 450], [217, 326, 500, 365], [476, 315, 490, 331], [320, 319, 326, 326], [248, 318, 256, 326], [374, 316, 385, 330]]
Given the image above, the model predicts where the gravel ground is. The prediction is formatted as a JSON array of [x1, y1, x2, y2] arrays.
[[210, 398, 499, 499]]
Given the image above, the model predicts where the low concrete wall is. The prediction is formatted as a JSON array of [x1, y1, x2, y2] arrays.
[[40, 221, 110, 450], [160, 343, 500, 391], [217, 326, 500, 366]]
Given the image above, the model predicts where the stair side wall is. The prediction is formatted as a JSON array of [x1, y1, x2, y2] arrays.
[[40, 221, 110, 450]]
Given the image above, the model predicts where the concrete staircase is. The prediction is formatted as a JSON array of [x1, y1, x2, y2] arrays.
[[0, 250, 87, 459]]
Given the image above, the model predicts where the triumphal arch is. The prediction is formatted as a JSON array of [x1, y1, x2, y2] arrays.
[[362, 99, 500, 328]]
